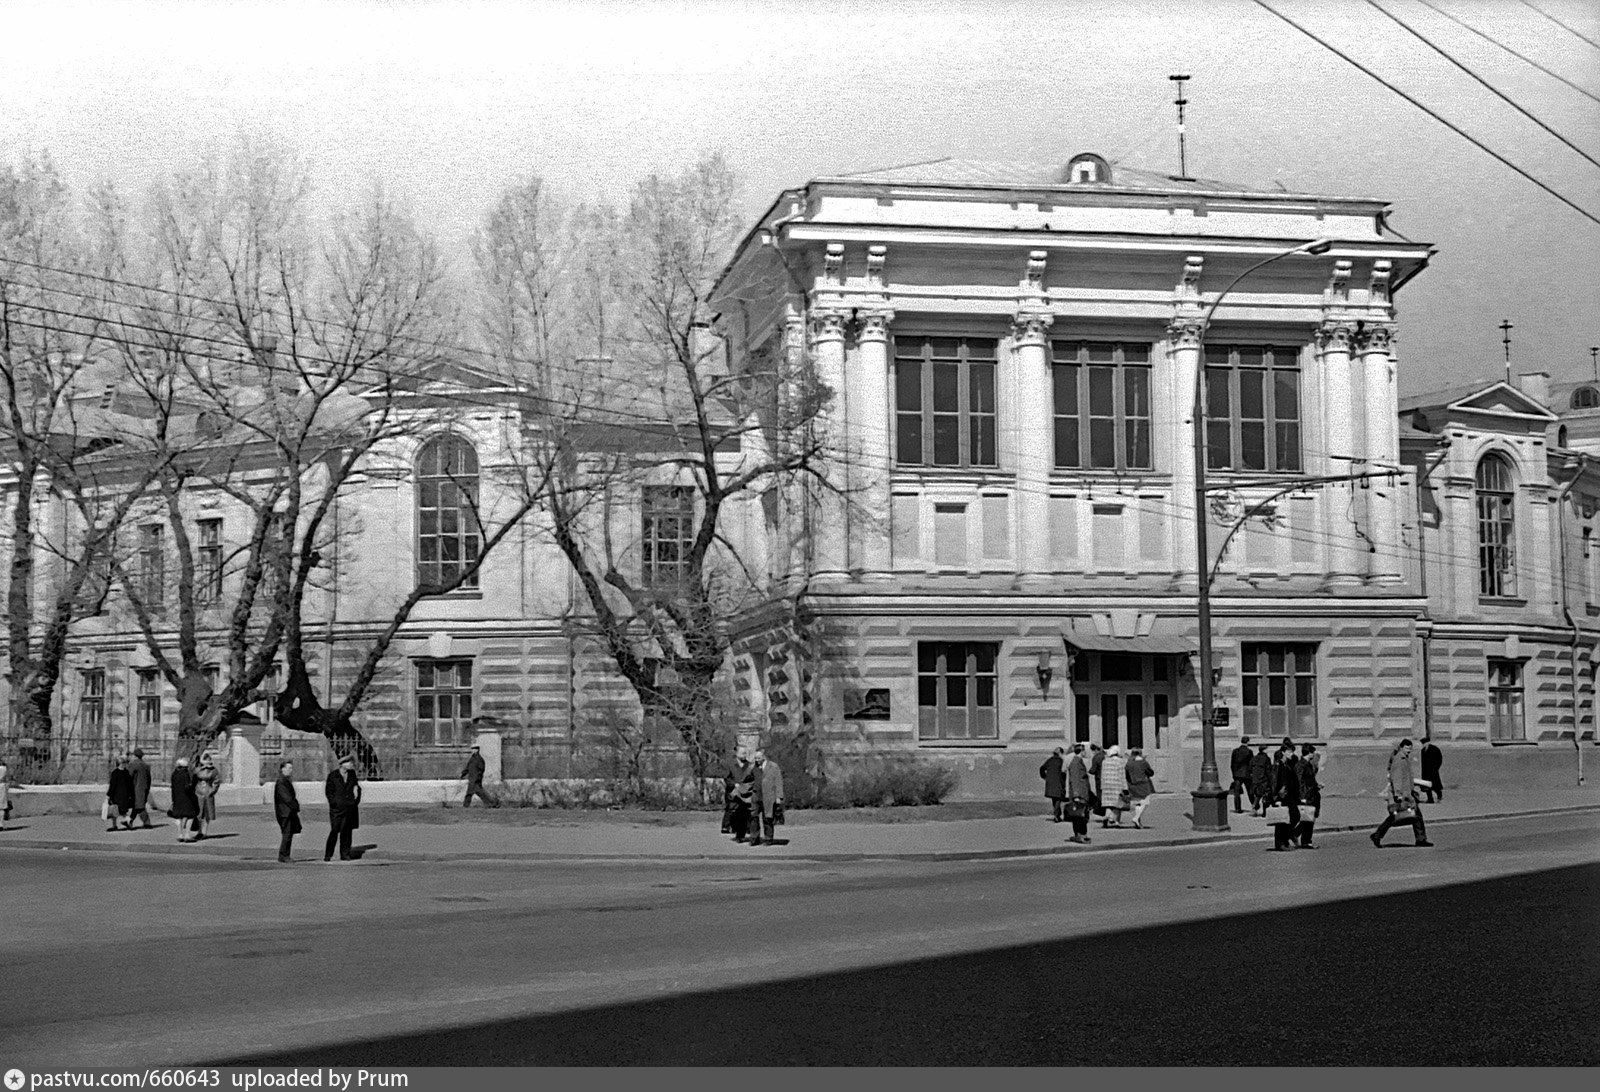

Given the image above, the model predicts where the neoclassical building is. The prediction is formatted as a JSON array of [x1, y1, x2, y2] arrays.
[[714, 154, 1443, 795]]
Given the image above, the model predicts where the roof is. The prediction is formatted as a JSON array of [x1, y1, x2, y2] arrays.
[[823, 156, 1375, 202]]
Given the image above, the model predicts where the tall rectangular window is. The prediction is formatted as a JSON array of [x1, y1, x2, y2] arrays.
[[135, 669, 162, 740], [641, 486, 695, 587], [1241, 642, 1318, 736], [79, 669, 105, 747], [1487, 658, 1525, 742], [415, 659, 474, 747], [916, 641, 999, 741], [197, 519, 223, 604], [1204, 345, 1302, 472], [138, 524, 164, 612], [1051, 341, 1153, 470], [894, 336, 998, 468]]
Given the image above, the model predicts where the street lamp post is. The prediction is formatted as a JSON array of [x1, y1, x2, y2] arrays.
[[1189, 237, 1332, 832]]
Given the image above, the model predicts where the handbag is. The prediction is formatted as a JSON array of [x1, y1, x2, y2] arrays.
[[101, 798, 111, 823], [1262, 804, 1291, 825], [1064, 798, 1089, 820], [1387, 801, 1417, 821], [773, 802, 785, 826]]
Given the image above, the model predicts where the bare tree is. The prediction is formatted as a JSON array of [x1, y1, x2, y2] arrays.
[[477, 153, 836, 786]]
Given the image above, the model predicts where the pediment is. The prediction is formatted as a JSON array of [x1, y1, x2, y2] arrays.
[[1445, 382, 1557, 422]]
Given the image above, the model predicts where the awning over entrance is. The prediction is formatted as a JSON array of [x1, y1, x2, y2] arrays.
[[1061, 619, 1196, 656]]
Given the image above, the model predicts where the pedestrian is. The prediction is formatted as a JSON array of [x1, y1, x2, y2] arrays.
[[274, 760, 301, 863], [1229, 736, 1253, 814], [728, 751, 756, 842], [749, 749, 784, 846], [106, 756, 135, 831], [127, 747, 154, 829], [167, 757, 200, 843], [1040, 747, 1067, 822], [324, 753, 362, 862], [1088, 742, 1106, 819], [1248, 743, 1273, 818], [0, 756, 11, 830], [459, 744, 500, 808], [720, 757, 738, 834], [1099, 744, 1128, 828], [1371, 739, 1433, 848], [1125, 748, 1156, 829], [1420, 737, 1444, 803], [194, 751, 219, 838], [1297, 743, 1321, 848], [1064, 743, 1092, 843], [1268, 746, 1302, 851]]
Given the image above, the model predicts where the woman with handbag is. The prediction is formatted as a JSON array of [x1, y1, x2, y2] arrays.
[[1098, 745, 1128, 828], [1064, 743, 1093, 844], [1371, 739, 1433, 847], [1268, 747, 1301, 851], [1124, 748, 1156, 829], [106, 756, 135, 831]]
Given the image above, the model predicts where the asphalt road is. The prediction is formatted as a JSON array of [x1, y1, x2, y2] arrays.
[[2, 811, 1596, 1066]]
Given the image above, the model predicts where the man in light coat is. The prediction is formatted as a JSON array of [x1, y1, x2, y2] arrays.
[[1371, 739, 1434, 848], [749, 750, 784, 846]]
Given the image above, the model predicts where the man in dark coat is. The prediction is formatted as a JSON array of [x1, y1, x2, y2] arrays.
[[1297, 743, 1321, 847], [1040, 747, 1067, 821], [1247, 743, 1273, 817], [1229, 736, 1254, 814], [324, 754, 361, 862], [168, 757, 199, 842], [1064, 744, 1092, 844], [459, 745, 500, 808], [127, 748, 154, 828], [729, 753, 756, 842], [1420, 737, 1443, 802], [106, 757, 135, 831], [1088, 743, 1106, 817], [274, 760, 301, 863], [1269, 748, 1302, 851]]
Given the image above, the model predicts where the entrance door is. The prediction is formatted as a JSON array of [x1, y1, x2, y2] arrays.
[[1071, 652, 1177, 752]]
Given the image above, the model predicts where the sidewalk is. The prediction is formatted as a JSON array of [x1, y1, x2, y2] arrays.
[[1, 787, 1596, 863]]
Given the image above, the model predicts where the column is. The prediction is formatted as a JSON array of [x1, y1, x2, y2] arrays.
[[228, 720, 263, 804], [1318, 319, 1363, 586], [1013, 312, 1054, 577], [809, 307, 850, 580], [1167, 318, 1204, 580], [1359, 323, 1403, 584], [854, 309, 895, 577]]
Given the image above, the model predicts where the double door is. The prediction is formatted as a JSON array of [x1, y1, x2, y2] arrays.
[[1070, 652, 1176, 751]]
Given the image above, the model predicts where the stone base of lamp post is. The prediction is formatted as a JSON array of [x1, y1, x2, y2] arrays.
[[1191, 787, 1232, 832]]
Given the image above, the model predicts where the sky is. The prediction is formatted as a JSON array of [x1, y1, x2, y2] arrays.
[[1, 0, 1597, 395]]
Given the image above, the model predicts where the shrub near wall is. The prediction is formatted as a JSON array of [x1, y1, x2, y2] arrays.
[[764, 732, 958, 808]]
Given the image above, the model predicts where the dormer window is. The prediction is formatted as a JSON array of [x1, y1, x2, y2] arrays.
[[1065, 153, 1112, 186], [1573, 387, 1599, 409]]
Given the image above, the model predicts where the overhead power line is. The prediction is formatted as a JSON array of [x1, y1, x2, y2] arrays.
[[1417, 0, 1600, 106], [1519, 0, 1600, 51], [1368, 0, 1600, 172], [1252, 0, 1600, 228]]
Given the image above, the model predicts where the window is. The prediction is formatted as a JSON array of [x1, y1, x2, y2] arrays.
[[1487, 658, 1525, 742], [1052, 341, 1153, 470], [416, 435, 481, 590], [135, 669, 162, 740], [641, 486, 695, 587], [79, 669, 105, 746], [917, 641, 999, 741], [1204, 345, 1302, 472], [1573, 387, 1599, 410], [138, 524, 164, 612], [415, 659, 474, 747], [1476, 453, 1516, 598], [197, 519, 223, 604], [894, 336, 997, 468], [1241, 642, 1317, 736]]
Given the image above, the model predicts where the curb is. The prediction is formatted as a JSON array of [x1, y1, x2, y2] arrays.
[[1, 803, 1594, 865]]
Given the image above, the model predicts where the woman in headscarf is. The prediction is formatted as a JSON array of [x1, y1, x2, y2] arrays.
[[1098, 744, 1128, 828], [106, 756, 135, 831], [194, 751, 219, 838], [168, 757, 200, 843], [1124, 747, 1156, 829], [1371, 739, 1433, 848]]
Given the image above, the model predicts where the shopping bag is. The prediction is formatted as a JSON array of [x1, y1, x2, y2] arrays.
[[1262, 804, 1291, 825], [100, 798, 111, 823], [1387, 801, 1417, 822]]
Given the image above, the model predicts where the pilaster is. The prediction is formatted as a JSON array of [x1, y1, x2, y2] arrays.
[[853, 308, 895, 578], [1358, 321, 1403, 585], [1167, 316, 1205, 581], [1318, 318, 1363, 586], [1012, 308, 1054, 577], [809, 305, 850, 580]]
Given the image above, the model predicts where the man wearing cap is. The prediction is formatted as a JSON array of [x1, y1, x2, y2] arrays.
[[1229, 736, 1253, 815], [127, 747, 155, 829], [460, 744, 500, 808], [274, 760, 301, 863], [324, 754, 362, 862]]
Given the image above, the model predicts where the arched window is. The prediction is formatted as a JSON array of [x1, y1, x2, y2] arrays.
[[1476, 452, 1516, 598], [416, 435, 481, 589], [1573, 387, 1599, 409]]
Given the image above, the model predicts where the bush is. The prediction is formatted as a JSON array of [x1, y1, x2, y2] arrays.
[[460, 778, 718, 810], [813, 757, 958, 809]]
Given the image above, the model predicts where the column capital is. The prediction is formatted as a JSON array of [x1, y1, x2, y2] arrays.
[[1166, 317, 1206, 349], [1356, 322, 1396, 354], [1317, 318, 1357, 353], [857, 309, 895, 343], [809, 308, 849, 345], [1011, 311, 1054, 348]]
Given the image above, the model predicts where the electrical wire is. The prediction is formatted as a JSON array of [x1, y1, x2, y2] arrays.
[[1251, 0, 1600, 227], [1518, 0, 1600, 51], [1416, 0, 1600, 106], [1367, 0, 1600, 172]]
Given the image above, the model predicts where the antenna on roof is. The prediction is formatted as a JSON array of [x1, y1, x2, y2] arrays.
[[1500, 319, 1514, 383], [1169, 74, 1194, 181], [1591, 346, 1598, 382]]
